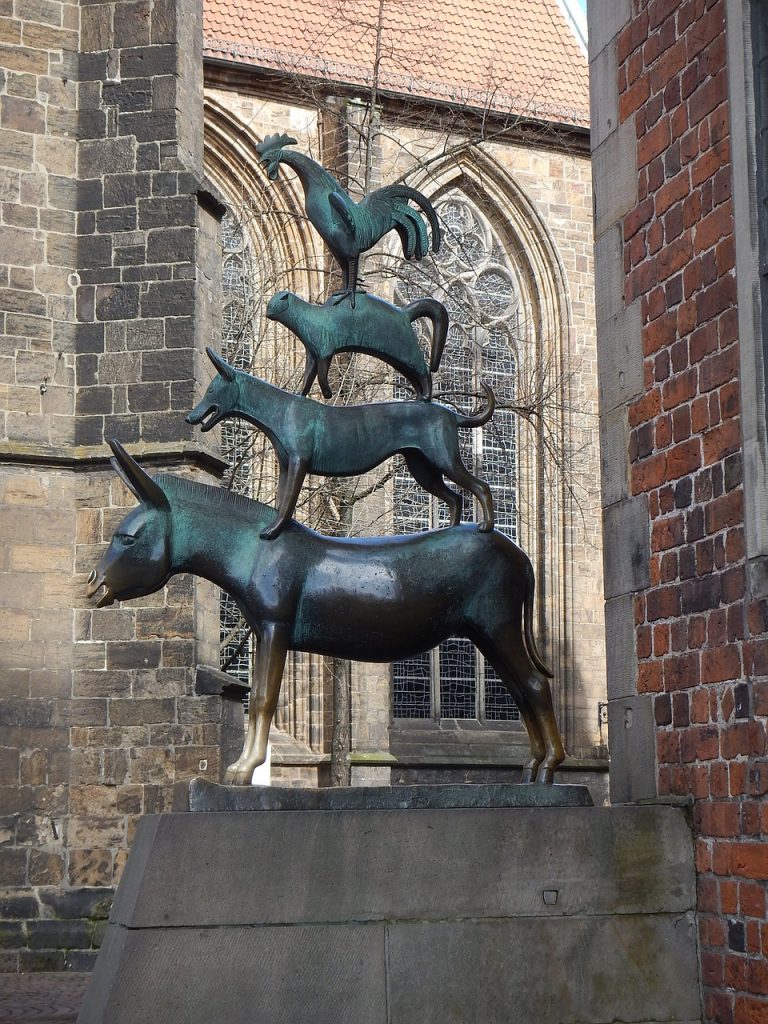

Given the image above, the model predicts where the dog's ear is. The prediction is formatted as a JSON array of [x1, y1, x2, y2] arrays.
[[206, 347, 236, 382]]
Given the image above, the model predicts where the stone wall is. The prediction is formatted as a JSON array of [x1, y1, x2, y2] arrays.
[[0, 0, 227, 972], [589, 0, 768, 1020]]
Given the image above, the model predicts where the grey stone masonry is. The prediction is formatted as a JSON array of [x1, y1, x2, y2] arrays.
[[587, 0, 653, 803], [78, 801, 700, 1024], [74, 0, 210, 450], [0, 0, 226, 974]]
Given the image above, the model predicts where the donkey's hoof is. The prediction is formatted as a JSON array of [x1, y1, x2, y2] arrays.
[[537, 767, 555, 785], [224, 762, 253, 786], [521, 766, 537, 784]]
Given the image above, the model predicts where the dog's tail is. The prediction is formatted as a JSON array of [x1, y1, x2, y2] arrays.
[[523, 560, 554, 678], [455, 382, 495, 427], [404, 298, 449, 372]]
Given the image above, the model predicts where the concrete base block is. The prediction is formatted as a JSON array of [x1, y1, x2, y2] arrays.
[[78, 797, 699, 1024]]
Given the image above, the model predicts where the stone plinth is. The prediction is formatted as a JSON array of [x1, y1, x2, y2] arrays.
[[188, 778, 594, 810], [78, 787, 700, 1024]]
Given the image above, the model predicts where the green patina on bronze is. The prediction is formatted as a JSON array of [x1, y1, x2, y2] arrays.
[[88, 441, 565, 786], [255, 133, 441, 307], [186, 347, 496, 539], [89, 135, 568, 790], [266, 289, 449, 400]]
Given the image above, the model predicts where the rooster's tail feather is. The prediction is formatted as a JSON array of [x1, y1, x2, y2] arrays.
[[370, 184, 441, 253]]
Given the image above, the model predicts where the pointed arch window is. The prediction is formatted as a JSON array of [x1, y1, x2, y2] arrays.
[[392, 190, 523, 723], [218, 211, 258, 683]]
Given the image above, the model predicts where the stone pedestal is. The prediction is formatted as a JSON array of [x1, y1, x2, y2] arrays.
[[78, 785, 700, 1024]]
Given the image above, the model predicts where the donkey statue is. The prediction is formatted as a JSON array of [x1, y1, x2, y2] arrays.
[[88, 440, 566, 786]]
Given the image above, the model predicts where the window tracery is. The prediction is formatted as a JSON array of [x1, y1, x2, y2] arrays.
[[219, 212, 258, 683], [392, 190, 523, 722]]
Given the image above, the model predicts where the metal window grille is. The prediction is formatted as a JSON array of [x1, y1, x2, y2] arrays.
[[218, 213, 257, 686], [392, 192, 521, 722]]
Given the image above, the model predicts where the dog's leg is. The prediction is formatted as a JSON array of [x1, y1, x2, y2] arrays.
[[261, 457, 308, 539], [403, 451, 462, 525], [443, 460, 495, 531], [224, 622, 288, 785]]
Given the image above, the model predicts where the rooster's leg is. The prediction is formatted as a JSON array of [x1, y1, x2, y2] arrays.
[[331, 256, 363, 308]]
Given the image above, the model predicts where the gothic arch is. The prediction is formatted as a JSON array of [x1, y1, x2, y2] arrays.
[[391, 150, 578, 738], [203, 98, 324, 301]]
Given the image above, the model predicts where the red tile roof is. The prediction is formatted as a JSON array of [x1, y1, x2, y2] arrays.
[[204, 0, 589, 128]]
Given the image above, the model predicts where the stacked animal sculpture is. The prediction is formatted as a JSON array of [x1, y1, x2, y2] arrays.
[[89, 137, 566, 786], [88, 441, 565, 786]]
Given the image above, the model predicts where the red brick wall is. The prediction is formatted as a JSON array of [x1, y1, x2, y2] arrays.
[[617, 1, 767, 1021]]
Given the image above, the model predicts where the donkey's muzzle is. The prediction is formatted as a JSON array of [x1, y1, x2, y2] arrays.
[[86, 569, 113, 606]]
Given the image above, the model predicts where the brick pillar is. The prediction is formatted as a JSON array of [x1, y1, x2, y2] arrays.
[[0, 0, 227, 971], [589, 1, 768, 1021]]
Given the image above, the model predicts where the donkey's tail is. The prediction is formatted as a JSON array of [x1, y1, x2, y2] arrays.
[[404, 298, 449, 372], [456, 382, 495, 427], [523, 560, 554, 678]]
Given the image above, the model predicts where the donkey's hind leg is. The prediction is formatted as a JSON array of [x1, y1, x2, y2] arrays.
[[483, 649, 546, 782], [483, 634, 564, 784], [404, 451, 463, 526], [225, 623, 287, 785], [513, 648, 565, 784]]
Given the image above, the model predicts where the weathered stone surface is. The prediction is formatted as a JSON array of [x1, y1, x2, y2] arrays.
[[602, 494, 651, 599], [189, 779, 593, 812], [80, 804, 698, 1024], [607, 695, 658, 804], [587, 0, 630, 60], [79, 922, 388, 1024], [604, 594, 637, 700], [110, 806, 694, 929], [387, 915, 700, 1024]]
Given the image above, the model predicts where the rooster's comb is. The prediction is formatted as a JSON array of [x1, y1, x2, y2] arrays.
[[256, 133, 298, 158]]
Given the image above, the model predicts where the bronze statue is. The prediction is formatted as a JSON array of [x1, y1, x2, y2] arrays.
[[89, 441, 565, 786], [266, 289, 449, 400], [186, 348, 496, 539], [255, 134, 440, 306]]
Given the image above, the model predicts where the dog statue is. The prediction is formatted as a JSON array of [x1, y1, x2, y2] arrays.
[[186, 348, 496, 540]]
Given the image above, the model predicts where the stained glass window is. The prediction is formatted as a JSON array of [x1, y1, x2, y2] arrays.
[[218, 212, 257, 685], [392, 191, 522, 722]]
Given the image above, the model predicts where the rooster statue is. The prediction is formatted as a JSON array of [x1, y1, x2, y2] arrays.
[[255, 133, 441, 307]]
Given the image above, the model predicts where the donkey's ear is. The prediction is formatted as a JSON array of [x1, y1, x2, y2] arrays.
[[109, 439, 169, 510], [206, 347, 236, 382]]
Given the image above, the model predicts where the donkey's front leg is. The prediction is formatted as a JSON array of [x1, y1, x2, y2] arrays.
[[224, 623, 288, 785]]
